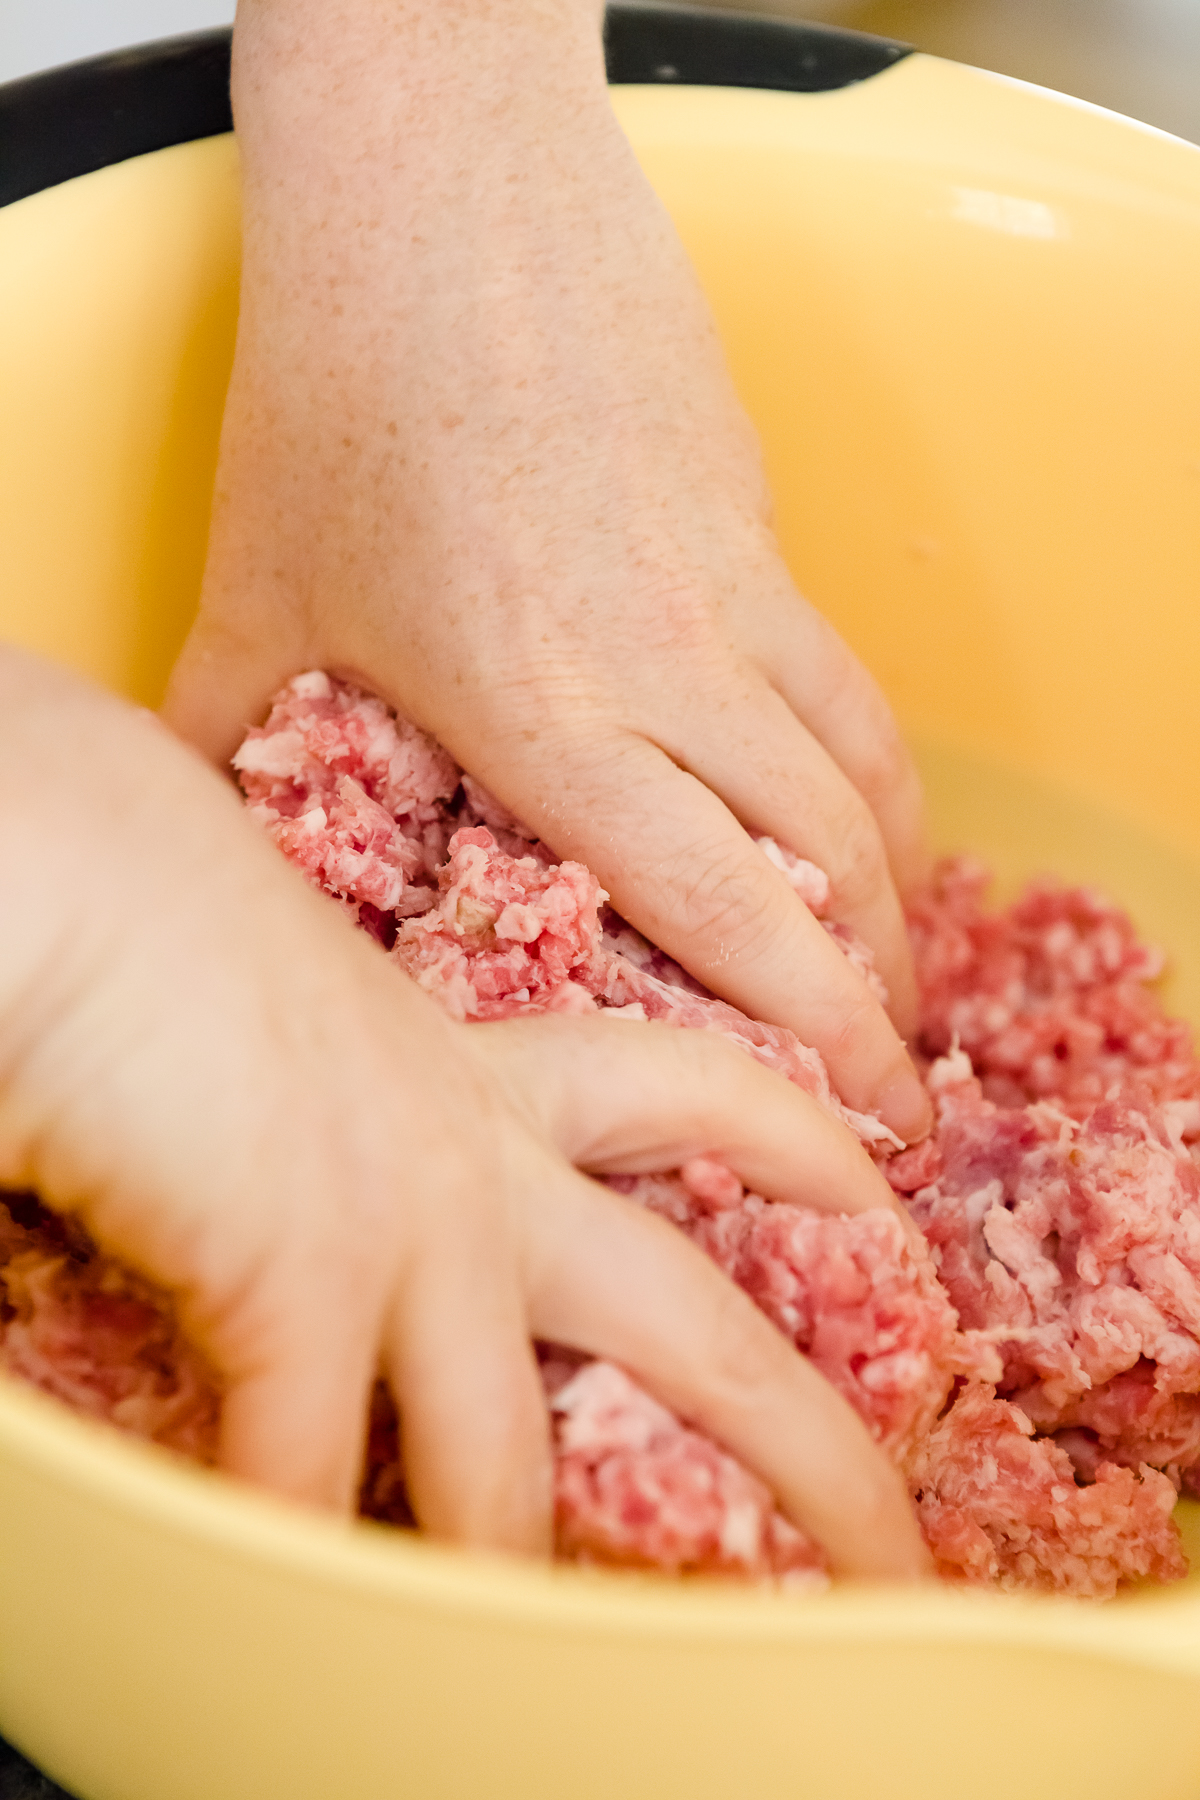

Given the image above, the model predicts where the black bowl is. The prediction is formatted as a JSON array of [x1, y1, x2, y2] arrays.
[[0, 7, 909, 210]]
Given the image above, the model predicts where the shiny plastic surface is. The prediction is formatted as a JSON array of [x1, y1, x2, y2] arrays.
[[2, 52, 1200, 1800]]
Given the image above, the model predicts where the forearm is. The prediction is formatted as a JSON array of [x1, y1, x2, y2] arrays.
[[231, 0, 620, 319], [225, 0, 707, 459], [205, 0, 753, 707], [232, 0, 609, 174]]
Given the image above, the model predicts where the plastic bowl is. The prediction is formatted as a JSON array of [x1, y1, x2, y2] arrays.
[[2, 15, 1200, 1799]]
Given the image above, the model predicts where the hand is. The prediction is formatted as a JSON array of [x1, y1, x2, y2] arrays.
[[0, 647, 929, 1579], [163, 0, 933, 1145]]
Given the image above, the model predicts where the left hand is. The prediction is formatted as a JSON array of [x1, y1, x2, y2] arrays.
[[0, 647, 929, 1578]]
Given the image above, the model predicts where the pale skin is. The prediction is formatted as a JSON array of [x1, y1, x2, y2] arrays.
[[7, 0, 941, 1576], [0, 649, 929, 1579], [164, 0, 935, 1147]]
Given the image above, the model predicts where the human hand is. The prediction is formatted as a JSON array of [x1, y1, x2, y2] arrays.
[[0, 648, 928, 1579], [163, 0, 933, 1145]]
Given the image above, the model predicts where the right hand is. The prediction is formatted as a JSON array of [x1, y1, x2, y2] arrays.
[[163, 0, 933, 1146], [0, 647, 929, 1580]]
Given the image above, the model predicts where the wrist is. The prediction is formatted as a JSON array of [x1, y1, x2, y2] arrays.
[[0, 653, 108, 1177], [0, 658, 230, 1135], [231, 0, 610, 180]]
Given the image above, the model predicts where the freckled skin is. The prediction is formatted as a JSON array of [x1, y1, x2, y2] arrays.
[[163, 0, 933, 1146]]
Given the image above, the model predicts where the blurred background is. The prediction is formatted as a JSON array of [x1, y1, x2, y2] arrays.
[[2, 2, 235, 83], [2, 0, 1199, 142], [674, 0, 1200, 142], [3, 0, 1200, 144]]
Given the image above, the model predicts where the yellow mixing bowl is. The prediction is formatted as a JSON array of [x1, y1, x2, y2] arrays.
[[2, 20, 1200, 1800]]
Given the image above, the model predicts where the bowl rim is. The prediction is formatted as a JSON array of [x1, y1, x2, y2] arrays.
[[0, 6, 911, 210], [6, 1363, 1200, 1676], [5, 6, 1200, 1688]]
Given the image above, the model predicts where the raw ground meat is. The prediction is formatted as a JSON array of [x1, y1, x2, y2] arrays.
[[911, 1381, 1184, 1590], [0, 1194, 217, 1462], [910, 858, 1200, 1122], [900, 1054, 1200, 1477], [233, 670, 462, 932], [548, 1358, 827, 1586], [614, 1158, 980, 1473], [4, 673, 1200, 1600]]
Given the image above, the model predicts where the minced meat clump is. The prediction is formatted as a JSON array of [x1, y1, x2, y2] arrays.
[[3, 672, 1199, 1600]]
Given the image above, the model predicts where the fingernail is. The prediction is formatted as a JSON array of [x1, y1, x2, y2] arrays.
[[874, 1063, 933, 1146]]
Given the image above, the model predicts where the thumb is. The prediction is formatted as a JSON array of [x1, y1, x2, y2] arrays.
[[161, 615, 301, 768]]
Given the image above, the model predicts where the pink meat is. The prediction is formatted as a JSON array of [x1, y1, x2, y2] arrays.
[[354, 1348, 826, 1579], [911, 857, 1200, 1122], [912, 1382, 1184, 1597], [549, 1359, 827, 1586], [233, 671, 461, 930], [0, 1194, 218, 1462], [613, 1158, 986, 1471], [235, 671, 460, 826], [904, 1052, 1200, 1475], [3, 674, 1199, 1599], [393, 826, 605, 1020]]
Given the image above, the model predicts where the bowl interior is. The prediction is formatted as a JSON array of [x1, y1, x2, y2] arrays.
[[3, 52, 1200, 1800], [5, 60, 1200, 1004]]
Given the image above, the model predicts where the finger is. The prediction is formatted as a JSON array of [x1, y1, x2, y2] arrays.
[[216, 1301, 379, 1514], [482, 729, 931, 1144], [470, 1013, 903, 1217], [528, 1172, 931, 1581], [668, 676, 919, 1038], [744, 593, 931, 898], [385, 1244, 553, 1556], [161, 610, 303, 769]]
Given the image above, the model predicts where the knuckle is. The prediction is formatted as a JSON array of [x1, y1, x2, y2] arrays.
[[854, 718, 915, 812], [820, 986, 892, 1068], [653, 1019, 765, 1114], [665, 838, 784, 964], [639, 582, 720, 662], [827, 801, 888, 915]]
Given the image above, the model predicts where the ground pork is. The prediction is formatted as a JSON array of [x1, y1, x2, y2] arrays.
[[612, 1158, 982, 1474], [897, 1053, 1200, 1475], [232, 669, 461, 935], [3, 673, 1199, 1600], [0, 1193, 217, 1462], [393, 825, 604, 1020], [912, 1382, 1185, 1594], [910, 857, 1200, 1122], [547, 1358, 827, 1586]]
